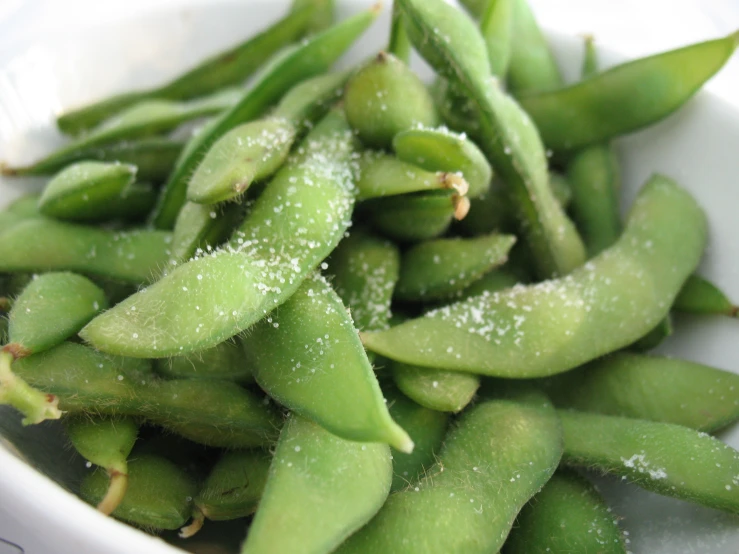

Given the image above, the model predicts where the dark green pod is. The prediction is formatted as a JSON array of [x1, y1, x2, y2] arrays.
[[674, 274, 738, 317]]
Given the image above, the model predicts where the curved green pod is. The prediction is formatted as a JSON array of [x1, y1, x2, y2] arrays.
[[66, 416, 139, 515], [519, 31, 739, 152], [538, 353, 739, 432], [56, 6, 317, 135], [7, 272, 108, 357], [391, 362, 480, 413], [398, 0, 585, 278], [480, 0, 514, 77], [38, 161, 154, 222], [392, 127, 492, 198], [243, 273, 413, 452], [243, 414, 393, 554], [0, 219, 172, 284], [503, 470, 626, 554], [344, 51, 440, 149], [361, 175, 706, 378], [155, 338, 254, 383], [560, 410, 739, 515], [169, 201, 244, 265], [328, 229, 400, 331], [151, 7, 379, 229], [356, 151, 469, 201], [81, 454, 198, 530], [385, 385, 449, 492], [674, 274, 738, 317], [394, 233, 516, 301], [336, 395, 563, 554], [13, 342, 280, 448], [82, 110, 357, 358]]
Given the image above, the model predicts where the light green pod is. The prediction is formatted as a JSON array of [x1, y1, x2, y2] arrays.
[[675, 274, 738, 317], [337, 395, 563, 554], [361, 175, 706, 377], [356, 150, 469, 201], [291, 0, 335, 34], [388, 1, 412, 63], [0, 212, 34, 236], [630, 315, 672, 352], [0, 219, 172, 284], [243, 273, 413, 452], [392, 127, 491, 198], [503, 470, 626, 554], [0, 349, 62, 425], [81, 454, 198, 530], [457, 268, 519, 300], [152, 7, 379, 229], [187, 71, 349, 205], [39, 161, 154, 222], [391, 361, 480, 413], [7, 272, 108, 357], [82, 110, 357, 358], [169, 201, 244, 265], [242, 414, 393, 554], [367, 189, 468, 243], [385, 385, 449, 492], [328, 229, 400, 331], [13, 342, 280, 448], [395, 233, 516, 301], [7, 193, 41, 217], [560, 410, 739, 515], [429, 78, 482, 139], [66, 416, 139, 515], [398, 0, 586, 278], [344, 51, 440, 149], [538, 353, 739, 432], [480, 0, 514, 77], [155, 338, 254, 383]]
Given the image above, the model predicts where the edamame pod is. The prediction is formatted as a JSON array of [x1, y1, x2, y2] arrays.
[[152, 7, 379, 229], [362, 175, 706, 377], [291, 0, 335, 35], [560, 410, 739, 515], [503, 470, 626, 554], [155, 338, 254, 383], [538, 353, 739, 432], [243, 414, 393, 554], [457, 268, 520, 301], [336, 395, 563, 554], [243, 273, 413, 452], [480, 0, 514, 77], [82, 110, 357, 358], [66, 416, 138, 515], [674, 274, 738, 317], [519, 31, 739, 151], [388, 1, 412, 63], [169, 201, 244, 265], [394, 233, 516, 301], [56, 6, 317, 134], [344, 51, 440, 149], [0, 219, 172, 284], [391, 361, 480, 413], [0, 350, 61, 425], [81, 454, 198, 530], [392, 127, 492, 198], [398, 0, 586, 278]]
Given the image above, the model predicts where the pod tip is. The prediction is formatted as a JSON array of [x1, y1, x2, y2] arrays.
[[179, 508, 205, 539], [453, 195, 471, 220]]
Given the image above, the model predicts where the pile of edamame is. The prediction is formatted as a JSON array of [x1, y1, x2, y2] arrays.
[[1, 0, 739, 552]]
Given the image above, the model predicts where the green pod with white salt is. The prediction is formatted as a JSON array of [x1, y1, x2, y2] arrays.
[[169, 201, 244, 265], [391, 361, 480, 413]]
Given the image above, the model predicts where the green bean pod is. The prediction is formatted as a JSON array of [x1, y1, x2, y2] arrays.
[[394, 233, 516, 301], [155, 338, 254, 383], [66, 416, 139, 515], [519, 31, 739, 152], [337, 395, 563, 554], [503, 470, 626, 554], [328, 229, 400, 331], [398, 0, 586, 278], [151, 7, 378, 229], [169, 201, 244, 265], [344, 51, 440, 149], [81, 454, 198, 530], [385, 385, 449, 492], [362, 174, 706, 377], [392, 127, 492, 198], [56, 6, 317, 134], [537, 353, 739, 432], [560, 410, 739, 515], [391, 361, 480, 413], [242, 414, 393, 554], [82, 109, 357, 358], [674, 274, 738, 317], [0, 219, 172, 284], [243, 273, 413, 452], [13, 342, 280, 448], [480, 0, 514, 77]]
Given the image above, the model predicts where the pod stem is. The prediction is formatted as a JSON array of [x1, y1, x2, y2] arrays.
[[97, 464, 129, 515], [0, 350, 62, 425], [179, 506, 205, 539]]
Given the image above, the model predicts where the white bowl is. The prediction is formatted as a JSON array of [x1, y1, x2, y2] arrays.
[[1, 1, 738, 553]]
